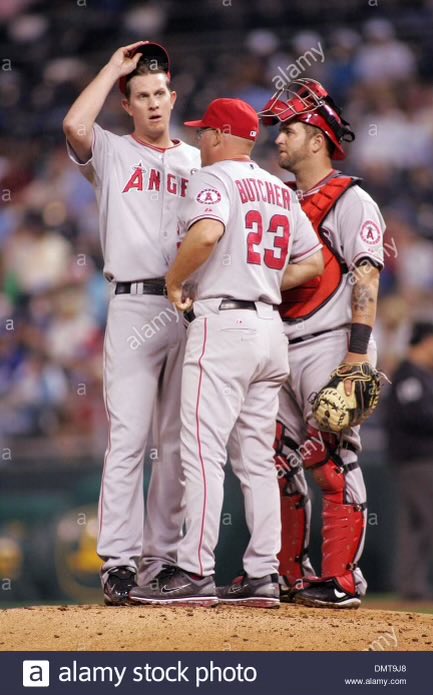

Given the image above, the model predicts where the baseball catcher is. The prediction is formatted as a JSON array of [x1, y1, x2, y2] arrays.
[[250, 78, 386, 608]]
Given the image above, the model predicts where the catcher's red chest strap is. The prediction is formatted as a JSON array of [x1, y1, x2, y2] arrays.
[[299, 176, 359, 229], [280, 175, 360, 322]]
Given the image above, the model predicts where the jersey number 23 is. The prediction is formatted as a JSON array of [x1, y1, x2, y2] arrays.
[[246, 210, 290, 270]]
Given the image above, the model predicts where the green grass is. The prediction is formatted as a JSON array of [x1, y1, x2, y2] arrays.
[[363, 593, 433, 615]]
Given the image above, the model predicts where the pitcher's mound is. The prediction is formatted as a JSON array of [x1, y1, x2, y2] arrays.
[[1, 604, 432, 651]]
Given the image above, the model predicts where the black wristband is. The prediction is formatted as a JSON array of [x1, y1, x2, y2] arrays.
[[349, 323, 372, 354]]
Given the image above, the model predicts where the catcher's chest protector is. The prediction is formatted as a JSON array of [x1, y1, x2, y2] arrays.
[[280, 175, 360, 321]]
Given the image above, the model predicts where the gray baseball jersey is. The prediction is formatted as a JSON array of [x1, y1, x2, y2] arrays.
[[285, 184, 385, 339], [67, 124, 200, 281], [174, 159, 320, 579], [67, 125, 200, 585], [178, 160, 322, 304]]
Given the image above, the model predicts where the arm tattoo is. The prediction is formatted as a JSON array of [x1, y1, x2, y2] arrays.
[[352, 283, 375, 315]]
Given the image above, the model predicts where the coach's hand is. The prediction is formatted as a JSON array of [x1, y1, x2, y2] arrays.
[[108, 42, 146, 77], [166, 281, 193, 313]]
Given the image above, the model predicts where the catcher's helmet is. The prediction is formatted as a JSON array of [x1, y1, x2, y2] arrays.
[[258, 78, 354, 160], [119, 41, 171, 95]]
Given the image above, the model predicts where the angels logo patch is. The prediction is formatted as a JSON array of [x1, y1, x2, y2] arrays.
[[196, 188, 221, 204], [360, 220, 381, 245]]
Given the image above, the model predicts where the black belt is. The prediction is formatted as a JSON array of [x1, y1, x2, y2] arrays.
[[219, 299, 256, 311], [115, 279, 166, 296], [185, 299, 276, 323], [219, 299, 277, 311], [287, 327, 334, 345]]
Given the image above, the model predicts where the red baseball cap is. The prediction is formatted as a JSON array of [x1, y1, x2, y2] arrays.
[[119, 41, 171, 95], [184, 98, 259, 141]]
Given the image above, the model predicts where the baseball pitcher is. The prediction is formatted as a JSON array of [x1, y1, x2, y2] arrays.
[[63, 42, 200, 604]]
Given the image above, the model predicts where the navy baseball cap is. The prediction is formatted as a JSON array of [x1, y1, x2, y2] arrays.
[[119, 41, 171, 94]]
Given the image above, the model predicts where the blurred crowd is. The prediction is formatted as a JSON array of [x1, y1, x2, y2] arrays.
[[1, 0, 433, 451]]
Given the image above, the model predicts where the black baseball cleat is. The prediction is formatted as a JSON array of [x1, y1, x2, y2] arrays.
[[218, 572, 280, 608], [293, 578, 361, 609], [279, 575, 298, 603], [279, 575, 320, 603], [129, 566, 218, 607], [103, 567, 137, 606]]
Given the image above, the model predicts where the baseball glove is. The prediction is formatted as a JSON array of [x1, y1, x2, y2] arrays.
[[311, 362, 385, 433]]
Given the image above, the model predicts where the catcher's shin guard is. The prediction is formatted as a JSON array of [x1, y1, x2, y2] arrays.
[[278, 488, 312, 584], [322, 498, 365, 595], [274, 422, 313, 584], [301, 425, 366, 595]]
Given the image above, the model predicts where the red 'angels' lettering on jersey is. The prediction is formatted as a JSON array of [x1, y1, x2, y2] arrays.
[[122, 164, 189, 197], [235, 178, 291, 210], [360, 220, 381, 245], [148, 169, 161, 191], [245, 210, 290, 270]]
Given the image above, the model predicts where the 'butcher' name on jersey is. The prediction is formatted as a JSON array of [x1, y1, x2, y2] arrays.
[[235, 177, 292, 210], [123, 163, 189, 197]]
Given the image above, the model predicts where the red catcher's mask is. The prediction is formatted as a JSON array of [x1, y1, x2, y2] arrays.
[[258, 78, 355, 160]]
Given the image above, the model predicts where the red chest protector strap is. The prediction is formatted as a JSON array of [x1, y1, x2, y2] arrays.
[[280, 175, 360, 321]]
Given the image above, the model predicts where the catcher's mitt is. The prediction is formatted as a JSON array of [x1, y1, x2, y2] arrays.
[[311, 362, 385, 433]]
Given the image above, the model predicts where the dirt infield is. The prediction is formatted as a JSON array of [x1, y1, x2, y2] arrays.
[[1, 604, 432, 652]]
